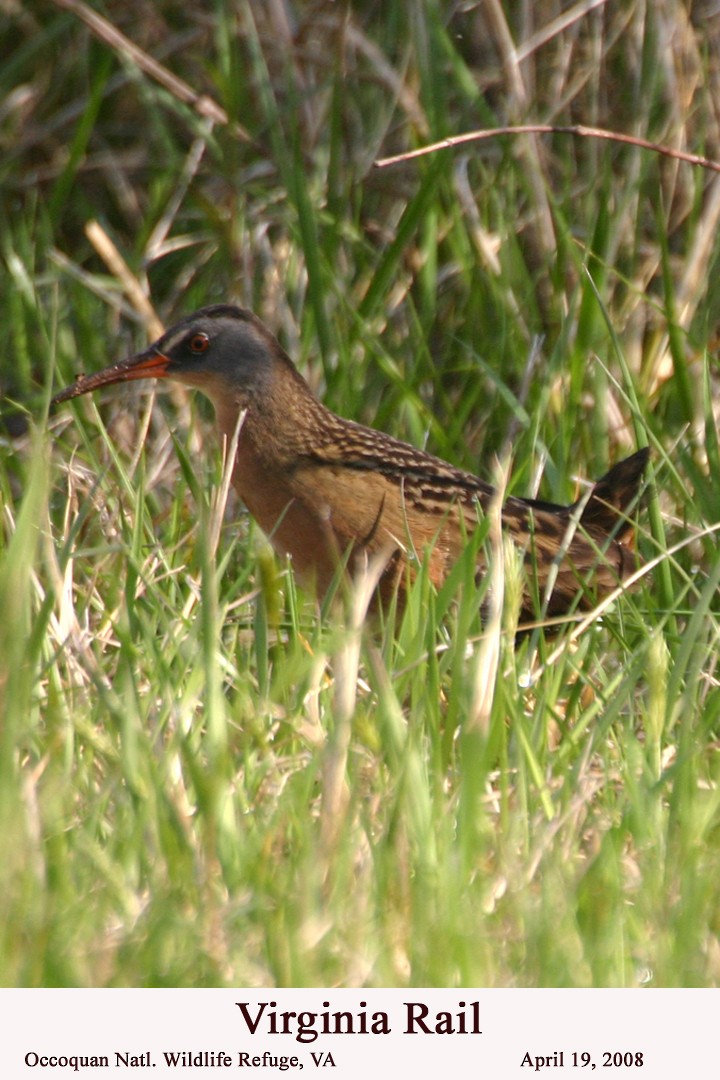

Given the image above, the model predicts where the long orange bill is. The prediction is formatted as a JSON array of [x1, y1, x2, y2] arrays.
[[51, 347, 171, 405]]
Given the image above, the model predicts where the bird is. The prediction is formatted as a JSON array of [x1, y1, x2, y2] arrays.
[[52, 304, 648, 624]]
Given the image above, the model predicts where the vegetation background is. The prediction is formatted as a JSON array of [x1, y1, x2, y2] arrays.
[[2, 0, 720, 988]]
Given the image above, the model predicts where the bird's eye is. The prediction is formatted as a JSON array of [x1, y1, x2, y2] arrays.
[[189, 332, 209, 354]]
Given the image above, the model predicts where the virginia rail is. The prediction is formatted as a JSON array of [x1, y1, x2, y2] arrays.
[[53, 305, 648, 622]]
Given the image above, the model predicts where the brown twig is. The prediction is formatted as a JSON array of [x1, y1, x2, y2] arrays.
[[51, 0, 251, 142], [84, 221, 163, 339], [375, 124, 720, 173]]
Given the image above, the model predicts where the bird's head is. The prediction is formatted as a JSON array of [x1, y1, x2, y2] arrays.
[[52, 305, 297, 407]]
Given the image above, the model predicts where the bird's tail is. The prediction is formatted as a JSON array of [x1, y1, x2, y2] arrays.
[[578, 447, 650, 542]]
